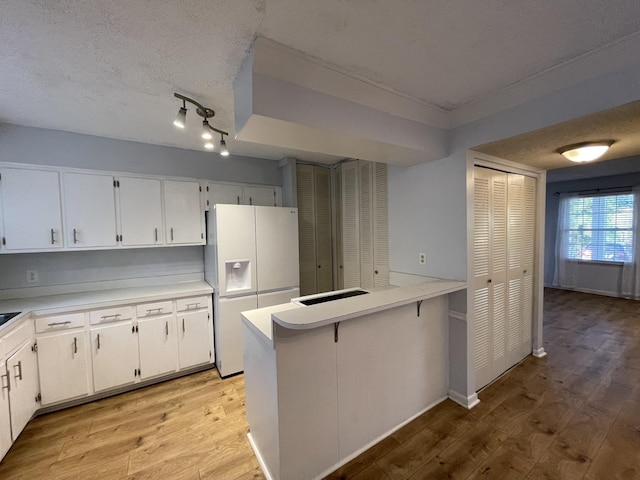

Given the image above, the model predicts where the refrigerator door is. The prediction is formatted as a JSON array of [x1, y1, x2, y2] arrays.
[[257, 288, 300, 308], [255, 207, 300, 292], [215, 294, 258, 377], [214, 204, 257, 296]]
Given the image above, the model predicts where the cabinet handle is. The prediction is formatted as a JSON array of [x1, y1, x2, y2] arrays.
[[73, 337, 78, 354], [249, 197, 253, 205], [1, 372, 9, 392], [237, 195, 240, 205], [182, 318, 185, 333], [97, 333, 101, 350], [14, 361, 22, 381], [73, 228, 78, 244], [47, 321, 72, 327], [155, 228, 158, 242], [165, 321, 169, 336], [170, 227, 174, 241], [51, 228, 56, 245]]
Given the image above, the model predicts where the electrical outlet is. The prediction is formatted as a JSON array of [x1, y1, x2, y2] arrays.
[[26, 270, 39, 283], [418, 253, 426, 265]]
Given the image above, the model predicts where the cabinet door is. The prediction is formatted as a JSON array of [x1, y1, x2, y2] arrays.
[[37, 331, 89, 406], [243, 186, 277, 206], [64, 172, 117, 248], [177, 310, 212, 370], [0, 167, 63, 250], [138, 315, 178, 379], [118, 177, 163, 246], [91, 322, 138, 392], [0, 364, 12, 459], [7, 341, 39, 441], [164, 180, 203, 245], [207, 183, 243, 208]]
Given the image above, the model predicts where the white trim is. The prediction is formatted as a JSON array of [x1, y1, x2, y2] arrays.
[[247, 432, 276, 480], [448, 309, 467, 322], [532, 347, 547, 358], [472, 151, 544, 177], [448, 390, 480, 410]]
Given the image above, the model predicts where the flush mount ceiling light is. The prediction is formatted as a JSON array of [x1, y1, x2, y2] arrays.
[[172, 93, 229, 154], [558, 141, 613, 163]]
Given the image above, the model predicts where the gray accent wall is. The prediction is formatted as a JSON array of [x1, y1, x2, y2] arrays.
[[0, 124, 281, 185]]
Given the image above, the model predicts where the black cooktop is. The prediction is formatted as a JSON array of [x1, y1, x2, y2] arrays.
[[0, 312, 21, 327]]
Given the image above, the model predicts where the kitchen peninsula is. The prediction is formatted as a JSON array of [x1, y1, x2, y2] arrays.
[[241, 278, 466, 480]]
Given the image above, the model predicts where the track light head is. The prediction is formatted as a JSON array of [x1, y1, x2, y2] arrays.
[[220, 138, 229, 157], [201, 120, 213, 140], [173, 106, 187, 129]]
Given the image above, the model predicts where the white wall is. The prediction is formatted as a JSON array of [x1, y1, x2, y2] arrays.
[[545, 171, 640, 296]]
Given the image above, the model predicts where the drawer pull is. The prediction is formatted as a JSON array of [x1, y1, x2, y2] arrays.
[[47, 321, 72, 327], [100, 314, 122, 320], [14, 361, 22, 381], [185, 302, 200, 310], [146, 308, 163, 314]]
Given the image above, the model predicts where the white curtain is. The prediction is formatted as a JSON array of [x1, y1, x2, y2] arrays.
[[554, 193, 578, 288], [621, 185, 640, 299]]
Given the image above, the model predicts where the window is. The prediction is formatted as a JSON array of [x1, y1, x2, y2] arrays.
[[560, 193, 634, 262]]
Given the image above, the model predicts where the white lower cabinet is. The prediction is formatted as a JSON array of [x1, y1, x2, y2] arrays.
[[91, 322, 138, 392], [0, 354, 12, 459], [37, 330, 90, 405], [138, 315, 178, 380], [177, 310, 212, 369], [7, 341, 39, 441]]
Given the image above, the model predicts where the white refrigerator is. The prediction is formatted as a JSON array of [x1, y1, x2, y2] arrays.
[[205, 204, 300, 377]]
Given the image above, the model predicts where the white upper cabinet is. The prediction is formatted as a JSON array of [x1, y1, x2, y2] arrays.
[[243, 185, 279, 206], [163, 180, 204, 245], [0, 167, 64, 251], [206, 183, 282, 209], [118, 176, 164, 246], [63, 172, 118, 248], [207, 183, 243, 208]]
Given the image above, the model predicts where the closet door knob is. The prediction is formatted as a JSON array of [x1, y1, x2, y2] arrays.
[[487, 279, 492, 283]]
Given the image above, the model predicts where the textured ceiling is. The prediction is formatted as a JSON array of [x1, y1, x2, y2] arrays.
[[475, 99, 640, 174], [1, 1, 640, 162]]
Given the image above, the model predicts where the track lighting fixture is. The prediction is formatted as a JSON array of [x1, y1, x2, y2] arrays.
[[172, 93, 230, 155]]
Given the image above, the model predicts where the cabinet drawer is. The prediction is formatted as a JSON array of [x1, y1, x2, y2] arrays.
[[136, 301, 173, 318], [2, 320, 34, 356], [90, 306, 133, 325], [35, 312, 85, 333], [176, 296, 209, 312]]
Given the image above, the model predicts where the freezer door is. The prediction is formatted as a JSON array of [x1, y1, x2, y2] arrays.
[[257, 288, 300, 308], [215, 294, 258, 377], [213, 204, 257, 296], [255, 207, 300, 292]]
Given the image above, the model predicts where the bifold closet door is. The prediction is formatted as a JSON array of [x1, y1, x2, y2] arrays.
[[474, 167, 536, 391], [473, 167, 508, 390], [297, 164, 318, 295]]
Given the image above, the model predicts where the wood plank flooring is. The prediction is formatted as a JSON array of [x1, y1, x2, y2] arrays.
[[1, 288, 639, 479]]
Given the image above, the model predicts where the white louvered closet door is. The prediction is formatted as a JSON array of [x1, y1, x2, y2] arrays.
[[335, 166, 345, 290], [373, 162, 389, 288], [520, 176, 536, 360], [359, 160, 375, 289], [342, 161, 361, 288], [296, 164, 317, 295], [314, 167, 334, 293], [473, 167, 508, 390]]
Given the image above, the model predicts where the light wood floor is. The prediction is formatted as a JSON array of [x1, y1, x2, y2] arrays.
[[1, 288, 639, 479]]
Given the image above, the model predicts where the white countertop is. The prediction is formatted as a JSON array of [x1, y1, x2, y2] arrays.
[[0, 281, 213, 332], [241, 278, 466, 342]]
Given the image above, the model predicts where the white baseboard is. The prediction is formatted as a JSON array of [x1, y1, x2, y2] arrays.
[[532, 347, 547, 358], [247, 432, 275, 480], [448, 389, 480, 409]]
